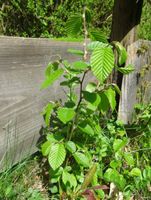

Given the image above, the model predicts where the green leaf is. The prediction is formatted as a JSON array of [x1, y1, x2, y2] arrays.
[[90, 30, 108, 43], [83, 91, 101, 111], [78, 121, 94, 136], [98, 92, 110, 113], [73, 152, 90, 167], [104, 168, 117, 182], [111, 83, 121, 95], [41, 68, 63, 89], [85, 82, 97, 93], [66, 141, 76, 153], [110, 160, 121, 169], [69, 174, 77, 188], [91, 47, 114, 83], [50, 0, 54, 5], [66, 15, 82, 36], [49, 167, 63, 180], [60, 77, 80, 87], [50, 186, 58, 194], [129, 168, 142, 177], [117, 175, 126, 190], [104, 88, 116, 111], [62, 170, 69, 185], [85, 7, 91, 23], [67, 48, 84, 56], [72, 61, 88, 71], [45, 62, 59, 78], [5, 186, 13, 197], [42, 103, 54, 126], [104, 168, 126, 190], [41, 141, 51, 156], [124, 153, 134, 166], [117, 64, 135, 74], [113, 41, 127, 65], [57, 107, 75, 124], [87, 41, 110, 51], [113, 138, 128, 152], [48, 143, 66, 170], [46, 133, 64, 143], [62, 171, 77, 188]]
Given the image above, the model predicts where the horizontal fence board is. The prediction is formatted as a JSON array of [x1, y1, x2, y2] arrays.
[[0, 36, 84, 170]]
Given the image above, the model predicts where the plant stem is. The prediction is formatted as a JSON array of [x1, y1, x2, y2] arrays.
[[67, 6, 89, 142], [68, 71, 87, 142], [83, 5, 88, 61], [76, 70, 87, 112]]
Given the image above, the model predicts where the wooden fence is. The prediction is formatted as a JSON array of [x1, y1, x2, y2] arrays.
[[0, 36, 83, 170], [118, 40, 151, 123], [0, 37, 150, 170]]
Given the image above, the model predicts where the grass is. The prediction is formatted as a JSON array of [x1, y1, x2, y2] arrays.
[[52, 37, 84, 42], [0, 154, 49, 200]]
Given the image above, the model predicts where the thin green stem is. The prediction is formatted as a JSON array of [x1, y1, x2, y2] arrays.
[[68, 71, 87, 141], [83, 5, 88, 61]]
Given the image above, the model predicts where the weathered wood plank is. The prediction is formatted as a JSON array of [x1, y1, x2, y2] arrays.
[[118, 40, 151, 123], [0, 36, 84, 170]]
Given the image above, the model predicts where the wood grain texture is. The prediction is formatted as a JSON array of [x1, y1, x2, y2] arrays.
[[118, 40, 151, 124], [0, 36, 84, 170]]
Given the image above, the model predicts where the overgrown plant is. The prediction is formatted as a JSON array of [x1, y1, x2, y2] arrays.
[[39, 6, 143, 200]]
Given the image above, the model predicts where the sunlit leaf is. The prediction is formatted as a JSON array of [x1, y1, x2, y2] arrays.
[[48, 143, 66, 170], [87, 41, 110, 51], [66, 141, 76, 153], [117, 64, 135, 74], [104, 168, 126, 190], [113, 138, 128, 152], [62, 171, 77, 188], [73, 152, 90, 167], [57, 107, 75, 124], [113, 41, 127, 65], [129, 168, 142, 177], [85, 82, 97, 93], [90, 30, 108, 43], [124, 153, 134, 166], [42, 103, 54, 126], [67, 48, 84, 56], [41, 141, 51, 156], [91, 47, 114, 83], [72, 61, 88, 71], [41, 69, 63, 89]]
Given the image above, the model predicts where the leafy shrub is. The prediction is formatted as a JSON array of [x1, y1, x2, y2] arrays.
[[138, 0, 151, 40], [39, 8, 147, 199]]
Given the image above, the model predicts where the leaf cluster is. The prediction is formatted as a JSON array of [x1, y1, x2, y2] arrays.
[[39, 7, 150, 199]]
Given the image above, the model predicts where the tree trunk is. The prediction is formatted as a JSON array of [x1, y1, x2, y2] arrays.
[[111, 0, 143, 46]]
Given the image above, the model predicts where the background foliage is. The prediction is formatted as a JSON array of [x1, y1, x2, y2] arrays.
[[0, 0, 150, 40], [138, 0, 151, 40], [0, 0, 113, 38]]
